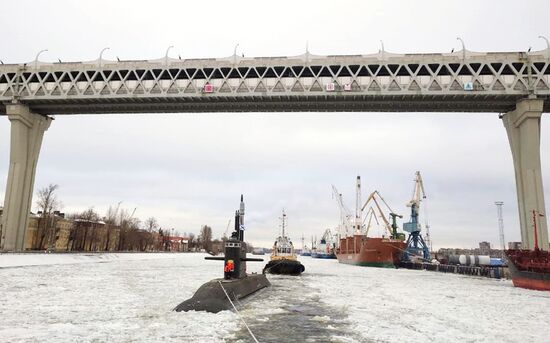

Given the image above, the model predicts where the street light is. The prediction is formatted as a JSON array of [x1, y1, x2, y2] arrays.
[[456, 37, 466, 61], [165, 45, 174, 66], [34, 49, 48, 69], [233, 43, 239, 64], [539, 36, 550, 60], [99, 47, 110, 68], [539, 35, 550, 50]]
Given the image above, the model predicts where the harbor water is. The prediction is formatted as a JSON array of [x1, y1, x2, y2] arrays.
[[1, 253, 549, 342]]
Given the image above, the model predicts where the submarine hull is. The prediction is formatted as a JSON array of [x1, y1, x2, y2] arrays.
[[264, 259, 305, 275], [173, 274, 270, 313]]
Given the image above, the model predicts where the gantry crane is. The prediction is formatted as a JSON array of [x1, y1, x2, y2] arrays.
[[402, 171, 431, 261]]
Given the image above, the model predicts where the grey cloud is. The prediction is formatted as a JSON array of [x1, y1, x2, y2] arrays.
[[1, 0, 549, 249]]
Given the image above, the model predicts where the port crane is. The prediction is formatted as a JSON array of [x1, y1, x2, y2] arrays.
[[402, 171, 431, 261], [362, 206, 379, 236], [319, 228, 336, 254], [361, 190, 405, 240], [331, 185, 353, 239]]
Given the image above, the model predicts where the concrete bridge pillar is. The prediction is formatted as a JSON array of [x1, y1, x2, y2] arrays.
[[0, 104, 51, 252], [502, 98, 549, 251]]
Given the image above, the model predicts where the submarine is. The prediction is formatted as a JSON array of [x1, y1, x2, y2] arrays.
[[173, 195, 270, 313]]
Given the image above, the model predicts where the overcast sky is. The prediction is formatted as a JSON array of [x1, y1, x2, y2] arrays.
[[1, 0, 549, 249]]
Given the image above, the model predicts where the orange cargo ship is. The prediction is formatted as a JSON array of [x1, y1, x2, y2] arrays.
[[336, 235, 406, 268]]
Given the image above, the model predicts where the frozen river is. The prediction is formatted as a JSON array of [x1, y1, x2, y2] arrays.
[[1, 253, 549, 343]]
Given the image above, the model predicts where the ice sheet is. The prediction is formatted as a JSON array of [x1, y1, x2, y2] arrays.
[[1, 253, 549, 342]]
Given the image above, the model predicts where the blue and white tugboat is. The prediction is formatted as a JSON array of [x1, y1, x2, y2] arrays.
[[263, 210, 305, 275]]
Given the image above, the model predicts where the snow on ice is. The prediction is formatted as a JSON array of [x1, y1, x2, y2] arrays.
[[1, 253, 549, 342]]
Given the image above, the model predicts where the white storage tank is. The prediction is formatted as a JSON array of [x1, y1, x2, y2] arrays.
[[452, 255, 491, 266]]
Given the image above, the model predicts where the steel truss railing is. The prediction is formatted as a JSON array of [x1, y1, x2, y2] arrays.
[[0, 51, 549, 114]]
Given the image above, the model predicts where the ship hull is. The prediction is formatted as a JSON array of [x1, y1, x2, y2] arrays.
[[173, 274, 270, 313], [263, 259, 305, 275], [336, 235, 406, 268], [506, 250, 550, 291], [311, 252, 336, 259]]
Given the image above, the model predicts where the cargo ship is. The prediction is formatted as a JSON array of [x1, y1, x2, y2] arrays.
[[504, 210, 550, 291], [337, 235, 406, 267], [333, 177, 407, 268], [505, 248, 550, 291]]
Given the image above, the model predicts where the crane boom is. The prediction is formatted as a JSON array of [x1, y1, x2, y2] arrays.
[[363, 206, 380, 237], [361, 190, 401, 237], [332, 185, 353, 236], [408, 171, 426, 208]]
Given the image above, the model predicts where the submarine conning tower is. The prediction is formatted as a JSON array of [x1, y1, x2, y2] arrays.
[[174, 194, 269, 313], [205, 195, 263, 279]]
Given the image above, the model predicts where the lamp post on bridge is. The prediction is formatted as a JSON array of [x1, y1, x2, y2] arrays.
[[539, 36, 550, 59], [456, 37, 466, 61], [34, 49, 48, 69], [98, 47, 110, 68], [233, 43, 239, 64], [165, 45, 174, 66]]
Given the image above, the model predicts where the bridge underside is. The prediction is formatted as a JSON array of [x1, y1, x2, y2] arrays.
[[1, 94, 546, 115]]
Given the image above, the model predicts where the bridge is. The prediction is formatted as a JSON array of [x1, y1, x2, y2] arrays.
[[1, 48, 549, 251]]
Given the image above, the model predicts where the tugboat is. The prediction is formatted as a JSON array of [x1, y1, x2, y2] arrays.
[[174, 195, 270, 313], [505, 210, 550, 291], [263, 210, 305, 275]]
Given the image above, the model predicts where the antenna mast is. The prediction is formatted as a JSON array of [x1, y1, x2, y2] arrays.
[[355, 176, 362, 234], [495, 201, 505, 252], [280, 210, 287, 237]]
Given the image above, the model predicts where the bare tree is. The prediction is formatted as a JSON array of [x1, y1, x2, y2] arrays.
[[36, 184, 60, 216], [117, 208, 140, 251], [71, 207, 101, 251], [144, 217, 158, 232], [35, 184, 61, 250], [75, 207, 101, 221], [188, 232, 196, 251], [199, 225, 213, 252], [104, 202, 122, 225]]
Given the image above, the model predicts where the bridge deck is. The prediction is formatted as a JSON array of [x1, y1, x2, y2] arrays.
[[1, 51, 549, 114]]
